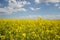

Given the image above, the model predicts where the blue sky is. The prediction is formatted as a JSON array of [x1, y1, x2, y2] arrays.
[[0, 0, 60, 19]]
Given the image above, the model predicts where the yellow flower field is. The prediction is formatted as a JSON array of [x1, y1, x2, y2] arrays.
[[0, 19, 60, 40]]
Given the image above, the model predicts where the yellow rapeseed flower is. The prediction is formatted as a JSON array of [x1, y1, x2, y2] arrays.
[[22, 33, 26, 37]]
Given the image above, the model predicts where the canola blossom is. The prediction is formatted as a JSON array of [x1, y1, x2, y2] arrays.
[[0, 19, 60, 40]]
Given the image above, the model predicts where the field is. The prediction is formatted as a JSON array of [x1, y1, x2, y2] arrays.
[[0, 19, 60, 40]]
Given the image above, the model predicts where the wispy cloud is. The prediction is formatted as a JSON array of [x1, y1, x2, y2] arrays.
[[54, 4, 59, 7], [0, 8, 13, 13], [45, 0, 60, 3], [18, 14, 60, 19], [35, 0, 60, 4], [0, 0, 60, 14], [0, 0, 31, 14], [30, 7, 40, 11], [8, 0, 31, 12], [42, 15, 60, 19], [8, 0, 31, 8], [54, 3, 60, 9], [35, 0, 41, 4], [18, 15, 42, 19]]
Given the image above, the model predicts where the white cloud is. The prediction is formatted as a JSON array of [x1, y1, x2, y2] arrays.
[[35, 0, 60, 4], [54, 4, 59, 7], [8, 0, 25, 8], [42, 15, 60, 19], [15, 8, 26, 12], [35, 0, 41, 4], [54, 3, 60, 9], [0, 8, 13, 13], [19, 15, 42, 19], [8, 0, 31, 8], [0, 0, 31, 14], [18, 15, 60, 19], [30, 7, 35, 11], [21, 1, 31, 5], [30, 7, 40, 11], [45, 0, 60, 3]]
